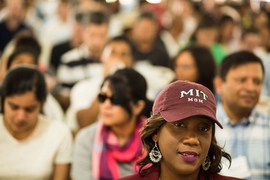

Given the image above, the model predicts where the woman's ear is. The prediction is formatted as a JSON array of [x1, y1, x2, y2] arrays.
[[152, 132, 159, 142], [133, 100, 145, 116]]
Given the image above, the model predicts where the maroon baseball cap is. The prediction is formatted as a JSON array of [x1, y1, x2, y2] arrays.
[[153, 80, 223, 129]]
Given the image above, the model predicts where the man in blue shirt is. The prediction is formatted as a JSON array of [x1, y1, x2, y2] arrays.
[[214, 50, 270, 179]]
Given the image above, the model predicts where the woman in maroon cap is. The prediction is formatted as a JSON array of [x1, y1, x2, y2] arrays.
[[119, 80, 242, 180]]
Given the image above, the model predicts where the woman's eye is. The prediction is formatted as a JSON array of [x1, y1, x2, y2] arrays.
[[199, 126, 210, 132], [10, 105, 18, 110], [174, 123, 185, 127], [25, 107, 36, 113]]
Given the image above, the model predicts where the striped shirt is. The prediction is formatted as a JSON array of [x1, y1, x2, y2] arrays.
[[56, 44, 103, 93], [215, 103, 270, 179]]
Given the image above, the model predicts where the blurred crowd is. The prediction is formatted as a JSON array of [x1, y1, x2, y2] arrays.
[[0, 0, 270, 179]]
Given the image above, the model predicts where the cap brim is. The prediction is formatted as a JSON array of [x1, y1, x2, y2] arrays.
[[160, 106, 223, 129]]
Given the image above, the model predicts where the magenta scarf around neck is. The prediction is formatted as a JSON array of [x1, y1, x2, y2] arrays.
[[92, 116, 146, 180]]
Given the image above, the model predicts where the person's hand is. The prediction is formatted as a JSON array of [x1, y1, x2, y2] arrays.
[[103, 57, 126, 77]]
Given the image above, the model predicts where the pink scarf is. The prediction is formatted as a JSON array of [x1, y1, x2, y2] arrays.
[[92, 116, 146, 180]]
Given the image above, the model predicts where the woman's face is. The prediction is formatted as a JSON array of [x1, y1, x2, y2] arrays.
[[3, 91, 41, 138], [174, 51, 198, 82], [10, 53, 36, 68], [155, 116, 213, 178], [221, 21, 235, 40], [196, 28, 217, 47], [98, 81, 133, 127]]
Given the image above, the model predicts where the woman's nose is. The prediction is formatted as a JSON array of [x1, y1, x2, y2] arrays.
[[182, 131, 200, 146], [17, 109, 27, 119]]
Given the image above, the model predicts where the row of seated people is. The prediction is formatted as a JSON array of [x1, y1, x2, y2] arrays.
[[0, 48, 269, 179], [0, 2, 269, 179]]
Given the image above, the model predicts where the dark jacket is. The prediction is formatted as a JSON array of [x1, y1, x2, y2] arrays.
[[118, 164, 243, 180]]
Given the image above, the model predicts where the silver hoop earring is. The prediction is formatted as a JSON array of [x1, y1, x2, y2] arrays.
[[202, 156, 211, 171], [149, 142, 162, 163]]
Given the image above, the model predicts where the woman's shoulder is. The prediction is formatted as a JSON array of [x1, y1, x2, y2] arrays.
[[211, 173, 244, 180], [75, 122, 98, 144], [119, 165, 160, 180]]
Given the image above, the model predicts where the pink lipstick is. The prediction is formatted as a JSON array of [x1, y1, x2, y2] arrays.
[[180, 151, 198, 163]]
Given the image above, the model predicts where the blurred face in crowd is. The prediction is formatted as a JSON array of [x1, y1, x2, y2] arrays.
[[254, 11, 269, 29], [259, 26, 270, 50], [57, 1, 71, 21], [132, 18, 158, 48], [7, 0, 25, 21], [202, 0, 215, 12], [241, 33, 261, 52], [9, 53, 36, 68], [3, 91, 41, 139], [166, 0, 194, 17], [215, 62, 263, 120], [174, 51, 198, 82], [102, 40, 134, 73], [83, 23, 108, 59], [153, 116, 212, 179], [196, 27, 217, 48], [220, 21, 235, 41]]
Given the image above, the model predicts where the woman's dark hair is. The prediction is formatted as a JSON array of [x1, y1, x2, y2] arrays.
[[14, 35, 41, 56], [6, 47, 39, 70], [0, 66, 47, 113], [137, 114, 232, 177], [100, 68, 153, 118], [172, 44, 216, 92], [219, 15, 234, 26], [217, 15, 235, 43], [6, 34, 41, 70]]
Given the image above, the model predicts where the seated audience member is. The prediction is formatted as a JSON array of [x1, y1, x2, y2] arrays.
[[217, 14, 238, 54], [0, 0, 31, 54], [38, 0, 74, 68], [239, 27, 261, 53], [119, 80, 242, 180], [241, 26, 270, 114], [172, 44, 216, 93], [165, 0, 198, 43], [0, 32, 38, 81], [130, 11, 170, 67], [6, 47, 39, 70], [160, 14, 186, 59], [66, 35, 174, 133], [71, 68, 150, 180], [253, 9, 270, 31], [190, 13, 226, 65], [48, 0, 109, 72], [49, 12, 84, 73], [0, 66, 72, 180], [67, 36, 135, 131], [256, 22, 270, 58], [214, 51, 270, 179], [5, 47, 65, 121], [56, 11, 109, 111]]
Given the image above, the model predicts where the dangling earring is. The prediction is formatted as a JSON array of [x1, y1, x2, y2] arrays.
[[202, 156, 211, 171], [149, 142, 162, 163]]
